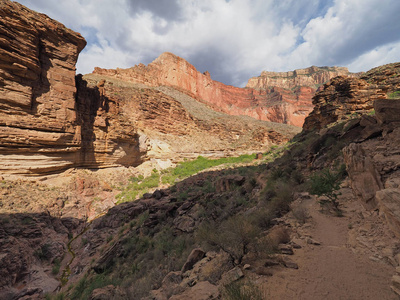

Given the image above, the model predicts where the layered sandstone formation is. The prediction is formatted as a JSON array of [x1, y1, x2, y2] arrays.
[[0, 0, 146, 175], [93, 53, 353, 127], [0, 0, 85, 174], [246, 66, 351, 90], [82, 74, 299, 162], [303, 62, 400, 131]]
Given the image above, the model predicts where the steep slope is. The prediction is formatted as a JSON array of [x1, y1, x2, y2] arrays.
[[93, 53, 355, 127]]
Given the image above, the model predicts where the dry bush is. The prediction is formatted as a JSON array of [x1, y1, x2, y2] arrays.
[[197, 215, 260, 264], [267, 226, 290, 248], [291, 205, 309, 224]]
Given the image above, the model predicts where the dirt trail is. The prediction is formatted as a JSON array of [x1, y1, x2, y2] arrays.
[[264, 197, 398, 300]]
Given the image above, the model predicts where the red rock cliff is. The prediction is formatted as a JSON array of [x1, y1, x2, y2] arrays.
[[93, 53, 355, 127]]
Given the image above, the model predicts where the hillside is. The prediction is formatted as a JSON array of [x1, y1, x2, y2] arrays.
[[2, 62, 400, 298]]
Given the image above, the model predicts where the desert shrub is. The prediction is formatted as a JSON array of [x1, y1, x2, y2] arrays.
[[35, 243, 52, 261], [249, 208, 275, 230], [70, 275, 88, 299], [52, 258, 61, 275], [291, 170, 304, 184], [261, 180, 293, 216], [291, 205, 309, 224], [222, 280, 264, 300], [197, 215, 260, 263], [69, 274, 120, 300], [308, 165, 346, 214]]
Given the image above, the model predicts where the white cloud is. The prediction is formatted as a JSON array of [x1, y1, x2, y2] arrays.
[[16, 0, 400, 86], [347, 41, 400, 72]]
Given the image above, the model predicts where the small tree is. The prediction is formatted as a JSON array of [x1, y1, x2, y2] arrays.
[[309, 168, 343, 214]]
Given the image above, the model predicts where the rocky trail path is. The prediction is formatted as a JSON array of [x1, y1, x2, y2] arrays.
[[263, 195, 398, 300]]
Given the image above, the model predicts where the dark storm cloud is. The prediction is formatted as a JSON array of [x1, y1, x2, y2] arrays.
[[126, 0, 183, 21], [330, 9, 400, 65], [186, 49, 233, 84]]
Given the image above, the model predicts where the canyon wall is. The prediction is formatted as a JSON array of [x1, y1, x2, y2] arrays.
[[0, 0, 145, 175], [93, 53, 355, 127], [303, 62, 400, 131], [301, 61, 400, 237]]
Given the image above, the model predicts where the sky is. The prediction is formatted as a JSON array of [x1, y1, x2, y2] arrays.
[[17, 0, 400, 87]]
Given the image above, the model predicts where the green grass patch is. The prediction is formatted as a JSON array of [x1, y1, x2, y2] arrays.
[[117, 154, 256, 203], [161, 154, 255, 185]]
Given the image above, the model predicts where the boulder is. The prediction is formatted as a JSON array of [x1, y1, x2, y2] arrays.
[[376, 189, 400, 238], [181, 248, 206, 273]]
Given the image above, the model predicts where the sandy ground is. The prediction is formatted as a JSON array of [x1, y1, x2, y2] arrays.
[[263, 196, 398, 300]]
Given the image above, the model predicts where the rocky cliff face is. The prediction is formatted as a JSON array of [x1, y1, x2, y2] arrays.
[[93, 53, 354, 127], [82, 74, 299, 164], [303, 62, 400, 131], [0, 2, 299, 176], [0, 0, 147, 175], [0, 0, 86, 174], [246, 66, 351, 90], [343, 97, 400, 237], [301, 62, 400, 238]]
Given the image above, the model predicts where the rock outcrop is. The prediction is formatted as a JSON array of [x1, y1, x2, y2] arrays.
[[301, 62, 400, 237], [93, 53, 354, 127], [0, 1, 146, 175], [303, 62, 400, 131], [343, 99, 400, 237], [82, 74, 300, 164], [0, 0, 86, 174], [247, 66, 352, 90]]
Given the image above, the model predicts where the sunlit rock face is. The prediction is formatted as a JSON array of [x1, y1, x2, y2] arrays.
[[0, 0, 145, 175], [94, 53, 354, 127]]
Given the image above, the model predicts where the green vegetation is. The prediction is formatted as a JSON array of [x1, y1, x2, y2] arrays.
[[116, 145, 292, 204], [160, 154, 255, 185], [52, 258, 62, 275], [35, 243, 52, 261], [116, 154, 258, 203], [388, 90, 400, 99], [69, 274, 121, 300], [308, 164, 347, 214]]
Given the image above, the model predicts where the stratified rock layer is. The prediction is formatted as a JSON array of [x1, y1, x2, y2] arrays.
[[0, 0, 145, 175], [0, 0, 85, 174], [303, 62, 400, 131], [82, 74, 299, 162], [93, 52, 353, 127]]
